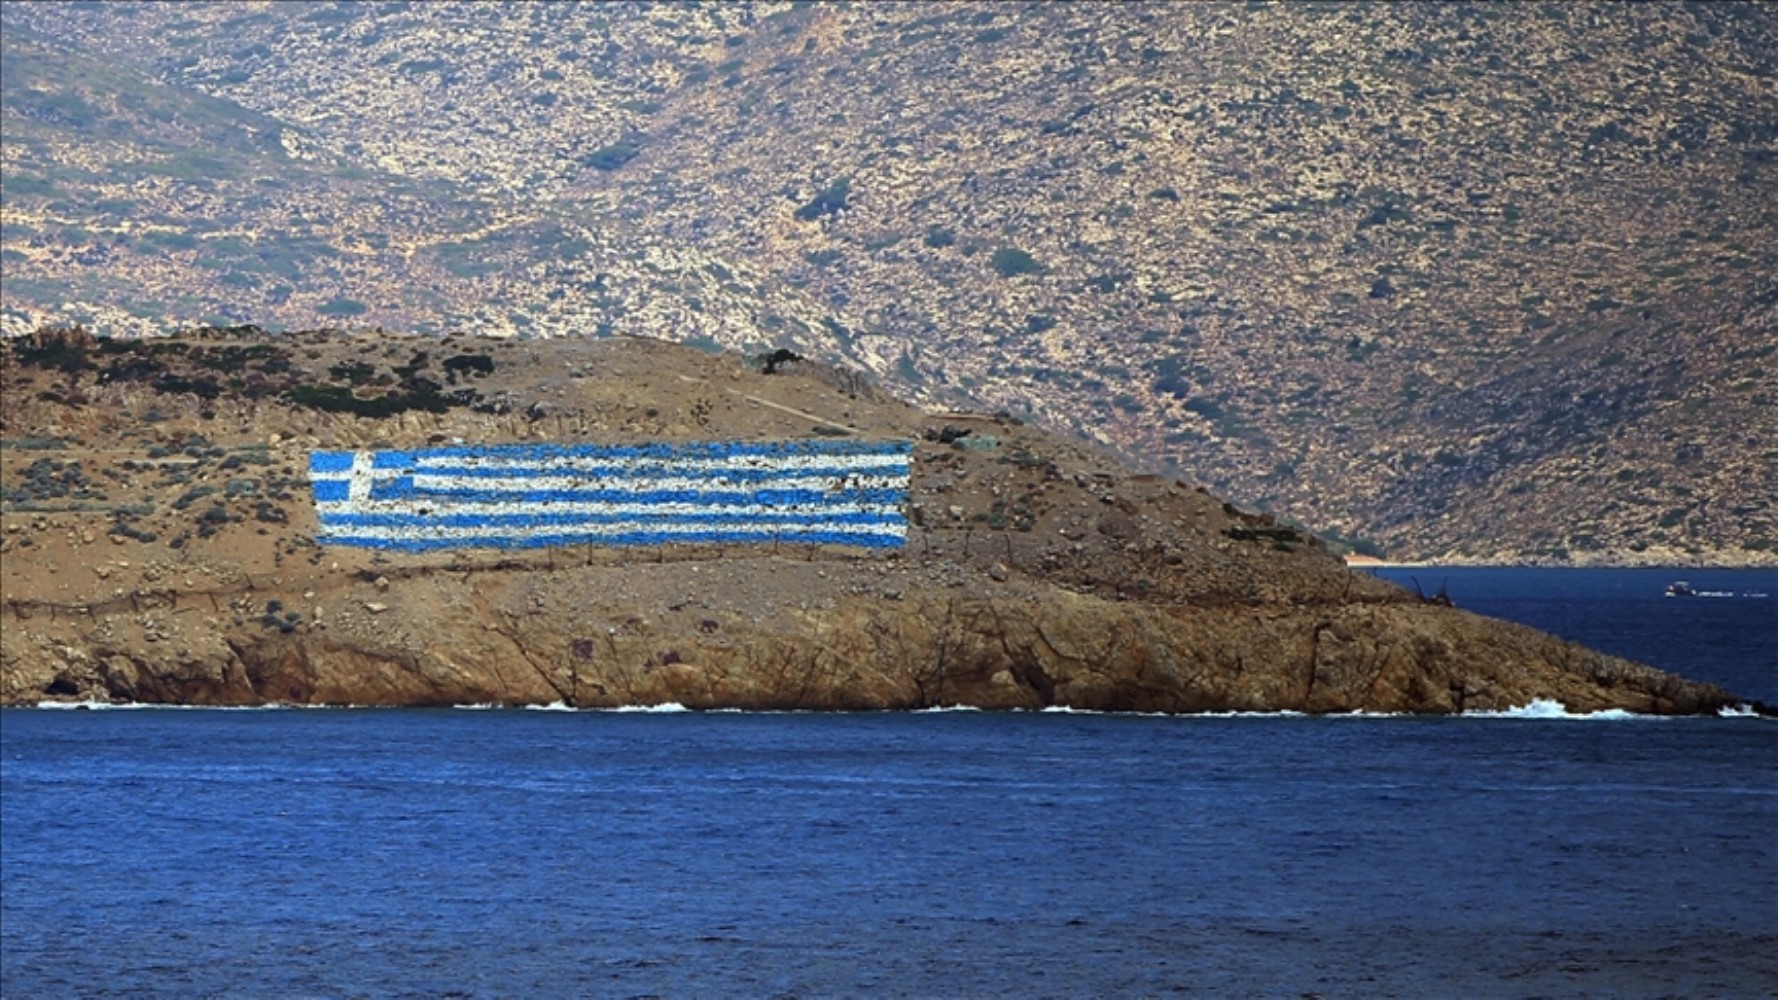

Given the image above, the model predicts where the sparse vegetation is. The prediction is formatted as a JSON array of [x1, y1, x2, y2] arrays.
[[1, 3, 1771, 563]]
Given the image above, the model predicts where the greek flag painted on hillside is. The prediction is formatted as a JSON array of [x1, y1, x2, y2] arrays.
[[307, 440, 912, 551]]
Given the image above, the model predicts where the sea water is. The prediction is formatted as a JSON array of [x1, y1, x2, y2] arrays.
[[1368, 566, 1777, 703], [2, 569, 1774, 997]]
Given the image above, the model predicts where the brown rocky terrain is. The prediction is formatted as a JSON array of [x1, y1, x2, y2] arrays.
[[0, 327, 1761, 715], [3, 2, 1774, 565]]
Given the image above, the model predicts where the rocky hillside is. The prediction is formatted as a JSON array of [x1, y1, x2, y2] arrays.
[[2, 2, 1774, 564], [0, 327, 1761, 715]]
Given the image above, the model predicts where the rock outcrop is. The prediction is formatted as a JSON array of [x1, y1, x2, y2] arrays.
[[0, 329, 1762, 715]]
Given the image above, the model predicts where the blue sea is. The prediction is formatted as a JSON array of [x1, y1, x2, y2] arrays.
[[3, 568, 1774, 997]]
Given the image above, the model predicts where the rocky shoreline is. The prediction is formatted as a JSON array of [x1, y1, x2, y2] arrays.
[[1, 328, 1765, 715]]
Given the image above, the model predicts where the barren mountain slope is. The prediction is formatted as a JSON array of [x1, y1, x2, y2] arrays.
[[2, 2, 1773, 562]]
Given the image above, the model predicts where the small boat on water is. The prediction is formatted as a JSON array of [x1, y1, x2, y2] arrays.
[[1665, 581, 1737, 598]]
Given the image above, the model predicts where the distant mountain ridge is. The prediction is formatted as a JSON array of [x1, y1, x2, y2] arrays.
[[2, 1, 1773, 564]]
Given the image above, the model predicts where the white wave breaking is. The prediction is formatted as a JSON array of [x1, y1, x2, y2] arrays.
[[1038, 705, 1308, 718], [31, 700, 296, 711], [1463, 698, 1658, 721], [19, 698, 1765, 721], [519, 701, 691, 713]]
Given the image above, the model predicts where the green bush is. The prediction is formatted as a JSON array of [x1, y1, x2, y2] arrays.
[[990, 247, 1044, 277], [442, 353, 495, 378], [795, 177, 851, 221], [585, 141, 640, 171], [1359, 202, 1413, 229], [329, 361, 377, 385], [13, 335, 93, 373], [317, 298, 368, 317]]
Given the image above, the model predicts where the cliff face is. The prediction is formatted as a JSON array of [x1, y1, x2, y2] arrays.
[[0, 329, 1757, 714]]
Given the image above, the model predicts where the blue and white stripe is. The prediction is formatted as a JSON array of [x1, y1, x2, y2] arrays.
[[307, 440, 912, 551]]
